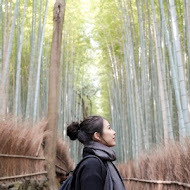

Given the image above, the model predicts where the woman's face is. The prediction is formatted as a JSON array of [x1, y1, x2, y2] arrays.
[[100, 119, 116, 147]]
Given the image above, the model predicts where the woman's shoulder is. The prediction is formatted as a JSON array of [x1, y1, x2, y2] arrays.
[[73, 155, 107, 189], [80, 155, 107, 175], [82, 155, 106, 167]]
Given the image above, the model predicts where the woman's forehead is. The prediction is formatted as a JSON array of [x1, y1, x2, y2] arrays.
[[103, 119, 110, 126]]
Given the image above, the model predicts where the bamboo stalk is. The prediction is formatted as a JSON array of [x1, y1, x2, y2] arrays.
[[0, 154, 45, 160], [123, 178, 190, 188], [0, 171, 47, 181]]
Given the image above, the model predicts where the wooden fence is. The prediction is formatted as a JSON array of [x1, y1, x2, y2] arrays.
[[123, 178, 190, 188], [0, 153, 69, 181]]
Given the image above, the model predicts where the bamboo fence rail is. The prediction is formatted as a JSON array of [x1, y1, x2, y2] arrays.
[[123, 178, 190, 188], [0, 154, 67, 165], [0, 154, 45, 160], [0, 172, 48, 181], [0, 153, 69, 181]]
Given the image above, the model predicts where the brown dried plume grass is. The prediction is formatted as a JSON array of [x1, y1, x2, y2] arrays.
[[0, 116, 73, 181], [0, 117, 47, 178], [118, 139, 190, 190], [56, 139, 74, 173]]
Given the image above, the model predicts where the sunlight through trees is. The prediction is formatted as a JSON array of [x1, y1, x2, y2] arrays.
[[0, 0, 190, 165]]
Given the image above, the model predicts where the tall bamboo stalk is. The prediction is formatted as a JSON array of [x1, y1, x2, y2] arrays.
[[0, 0, 19, 115], [169, 0, 190, 134], [14, 0, 27, 116], [159, 0, 186, 137], [151, 0, 170, 143], [33, 0, 49, 122]]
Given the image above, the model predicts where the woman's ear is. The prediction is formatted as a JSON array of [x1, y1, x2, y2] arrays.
[[93, 132, 101, 142]]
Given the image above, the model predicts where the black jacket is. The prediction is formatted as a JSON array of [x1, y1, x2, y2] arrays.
[[71, 148, 107, 190]]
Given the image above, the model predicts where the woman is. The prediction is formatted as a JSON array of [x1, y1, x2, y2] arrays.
[[67, 115, 126, 190]]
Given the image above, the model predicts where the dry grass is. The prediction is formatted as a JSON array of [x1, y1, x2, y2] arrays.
[[118, 140, 190, 190], [56, 139, 74, 173], [0, 116, 73, 181], [0, 118, 46, 178]]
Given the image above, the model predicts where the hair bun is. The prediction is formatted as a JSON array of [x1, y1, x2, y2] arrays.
[[67, 122, 80, 140]]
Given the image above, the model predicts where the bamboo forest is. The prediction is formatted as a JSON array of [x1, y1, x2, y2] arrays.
[[1, 0, 190, 189]]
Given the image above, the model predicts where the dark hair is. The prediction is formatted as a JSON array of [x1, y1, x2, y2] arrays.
[[67, 115, 104, 144]]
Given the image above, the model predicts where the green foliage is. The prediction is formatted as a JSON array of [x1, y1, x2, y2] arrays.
[[1, 0, 189, 163], [62, 0, 121, 118], [0, 0, 126, 120]]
